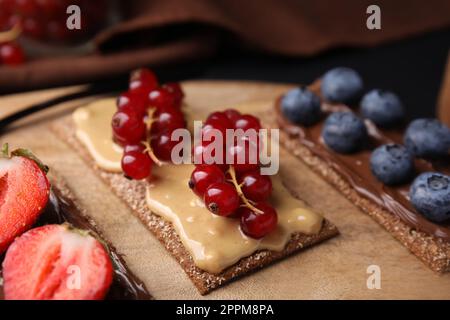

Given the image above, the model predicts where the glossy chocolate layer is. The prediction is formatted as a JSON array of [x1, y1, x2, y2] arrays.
[[275, 82, 450, 240], [0, 187, 152, 300]]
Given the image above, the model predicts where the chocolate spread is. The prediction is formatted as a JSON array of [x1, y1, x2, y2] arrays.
[[275, 82, 450, 240], [0, 187, 152, 300]]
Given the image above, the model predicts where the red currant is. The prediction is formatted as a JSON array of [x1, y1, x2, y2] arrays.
[[224, 108, 241, 123], [5, 0, 106, 42], [150, 131, 180, 161], [188, 165, 225, 197], [0, 11, 9, 30], [193, 144, 228, 172], [123, 144, 142, 153], [239, 171, 272, 202], [116, 90, 148, 116], [204, 182, 240, 217], [227, 137, 260, 173], [234, 114, 262, 132], [201, 119, 228, 146], [121, 144, 152, 180], [14, 0, 38, 16], [162, 82, 184, 107], [129, 68, 158, 92], [150, 106, 185, 134], [6, 14, 21, 30], [148, 88, 176, 110], [192, 143, 227, 171], [22, 17, 44, 39], [192, 144, 206, 164], [111, 110, 146, 146], [0, 0, 14, 16], [239, 203, 278, 238], [38, 0, 64, 17], [0, 42, 25, 65], [206, 111, 233, 129]]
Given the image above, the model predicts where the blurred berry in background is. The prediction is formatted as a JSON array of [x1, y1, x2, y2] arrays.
[[0, 0, 109, 43]]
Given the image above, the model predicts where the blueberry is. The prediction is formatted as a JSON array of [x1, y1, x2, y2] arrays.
[[281, 87, 321, 126], [409, 172, 450, 223], [404, 118, 450, 158], [370, 144, 414, 185], [321, 67, 363, 104], [321, 111, 368, 153], [360, 89, 405, 127]]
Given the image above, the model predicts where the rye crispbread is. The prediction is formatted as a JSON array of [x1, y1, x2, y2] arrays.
[[51, 116, 339, 295]]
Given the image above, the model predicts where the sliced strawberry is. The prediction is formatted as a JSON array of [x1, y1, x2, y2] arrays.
[[0, 146, 50, 253], [2, 224, 114, 300]]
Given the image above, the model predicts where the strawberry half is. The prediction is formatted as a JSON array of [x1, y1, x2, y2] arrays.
[[2, 224, 114, 300], [0, 144, 50, 253]]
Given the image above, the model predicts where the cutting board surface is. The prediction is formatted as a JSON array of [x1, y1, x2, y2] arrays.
[[1, 81, 450, 299]]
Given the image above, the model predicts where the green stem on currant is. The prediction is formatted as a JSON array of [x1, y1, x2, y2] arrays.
[[227, 165, 263, 215]]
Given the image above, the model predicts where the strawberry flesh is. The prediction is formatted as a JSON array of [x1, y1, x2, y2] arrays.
[[0, 156, 50, 253], [2, 224, 114, 300]]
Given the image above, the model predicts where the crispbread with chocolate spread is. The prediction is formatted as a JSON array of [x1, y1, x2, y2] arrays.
[[270, 82, 450, 273], [51, 116, 338, 295]]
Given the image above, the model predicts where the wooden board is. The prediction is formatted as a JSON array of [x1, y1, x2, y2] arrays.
[[1, 81, 450, 299]]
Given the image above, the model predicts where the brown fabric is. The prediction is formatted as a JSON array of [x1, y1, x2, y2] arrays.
[[1, 0, 450, 93], [0, 35, 215, 93], [438, 52, 450, 127], [105, 0, 450, 55]]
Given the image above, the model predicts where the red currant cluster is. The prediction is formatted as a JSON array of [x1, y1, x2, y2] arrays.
[[193, 110, 263, 171], [111, 68, 185, 180], [0, 0, 108, 43], [189, 110, 278, 239]]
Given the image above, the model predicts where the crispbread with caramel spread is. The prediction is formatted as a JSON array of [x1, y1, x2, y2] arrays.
[[51, 115, 338, 295]]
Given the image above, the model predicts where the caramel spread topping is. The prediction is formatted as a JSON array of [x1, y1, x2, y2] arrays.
[[73, 98, 324, 273], [146, 164, 322, 273]]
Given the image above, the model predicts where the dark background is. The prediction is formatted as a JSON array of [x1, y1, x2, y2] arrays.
[[13, 26, 448, 124], [173, 27, 449, 121]]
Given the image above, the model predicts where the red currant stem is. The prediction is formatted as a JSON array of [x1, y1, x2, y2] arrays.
[[227, 165, 264, 215], [0, 23, 22, 43], [142, 140, 163, 167], [145, 108, 157, 130], [142, 108, 163, 166]]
